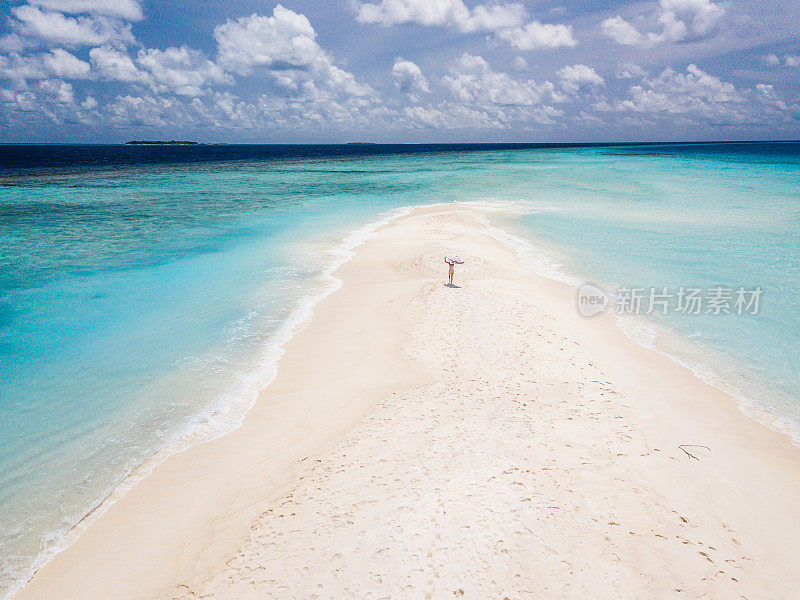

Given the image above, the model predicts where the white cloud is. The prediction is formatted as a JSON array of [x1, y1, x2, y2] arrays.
[[400, 104, 501, 129], [601, 16, 644, 46], [6, 0, 790, 138], [649, 11, 687, 43], [355, 0, 527, 32], [90, 45, 233, 96], [376, 54, 568, 131], [215, 6, 322, 75], [354, 0, 575, 50], [660, 0, 723, 35], [0, 54, 41, 81], [617, 64, 647, 79], [497, 20, 576, 50], [28, 0, 143, 21], [441, 52, 567, 116], [355, 0, 473, 28], [137, 46, 232, 96], [557, 64, 604, 94], [467, 4, 526, 32], [755, 83, 787, 109], [0, 34, 27, 54], [597, 64, 791, 128], [0, 88, 38, 111], [64, 6, 384, 132], [90, 45, 143, 82], [109, 94, 177, 126], [38, 78, 74, 103], [204, 92, 262, 128], [402, 105, 448, 128], [762, 53, 800, 68], [399, 101, 565, 131], [44, 48, 91, 78], [392, 58, 429, 99], [620, 64, 740, 114], [602, 0, 723, 46], [213, 5, 373, 102], [8, 5, 135, 47], [16, 80, 511, 133], [0, 49, 90, 81]]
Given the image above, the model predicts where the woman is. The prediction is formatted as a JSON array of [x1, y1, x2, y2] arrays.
[[445, 257, 454, 285]]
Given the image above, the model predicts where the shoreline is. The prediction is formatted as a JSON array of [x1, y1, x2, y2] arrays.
[[474, 205, 800, 447], [2, 205, 415, 600], [13, 205, 800, 598]]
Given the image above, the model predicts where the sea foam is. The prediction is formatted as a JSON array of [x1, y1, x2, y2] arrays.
[[470, 202, 800, 448], [1, 205, 412, 600]]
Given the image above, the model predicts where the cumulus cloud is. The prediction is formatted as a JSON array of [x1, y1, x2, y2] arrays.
[[27, 0, 143, 21], [4, 4, 376, 131], [38, 78, 74, 103], [353, 53, 568, 131], [44, 48, 91, 78], [89, 45, 143, 82], [6, 5, 135, 47], [89, 45, 233, 96], [557, 64, 604, 94], [5, 0, 794, 139], [754, 84, 787, 109], [0, 48, 90, 81], [356, 0, 487, 29], [443, 53, 560, 106], [397, 100, 568, 131], [617, 64, 647, 79], [759, 53, 800, 69], [593, 64, 791, 129], [109, 94, 178, 126], [601, 16, 644, 46], [137, 46, 232, 96], [602, 0, 723, 46], [214, 5, 372, 102], [661, 0, 723, 35], [0, 88, 38, 112], [354, 0, 575, 50], [618, 64, 740, 113], [215, 6, 322, 74], [497, 20, 576, 50], [467, 4, 526, 31], [400, 104, 501, 129], [392, 58, 430, 99]]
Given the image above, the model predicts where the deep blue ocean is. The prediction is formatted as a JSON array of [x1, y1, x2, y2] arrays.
[[1, 142, 798, 598]]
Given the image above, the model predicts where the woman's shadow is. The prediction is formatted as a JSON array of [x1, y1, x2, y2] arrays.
[[443, 283, 461, 288]]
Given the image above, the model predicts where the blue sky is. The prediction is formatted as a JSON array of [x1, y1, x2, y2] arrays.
[[0, 0, 798, 143]]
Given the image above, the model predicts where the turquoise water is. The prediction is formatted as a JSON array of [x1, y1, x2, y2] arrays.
[[487, 145, 800, 435], [0, 156, 446, 596], [1, 144, 799, 597]]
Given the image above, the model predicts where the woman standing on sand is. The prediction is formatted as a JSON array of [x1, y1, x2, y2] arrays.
[[445, 257, 454, 285]]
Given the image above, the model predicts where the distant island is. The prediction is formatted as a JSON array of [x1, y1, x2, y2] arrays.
[[125, 140, 199, 145]]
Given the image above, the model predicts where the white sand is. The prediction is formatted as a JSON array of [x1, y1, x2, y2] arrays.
[[15, 206, 800, 600]]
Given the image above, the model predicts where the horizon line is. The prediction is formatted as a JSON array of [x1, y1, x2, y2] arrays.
[[1, 139, 799, 147]]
